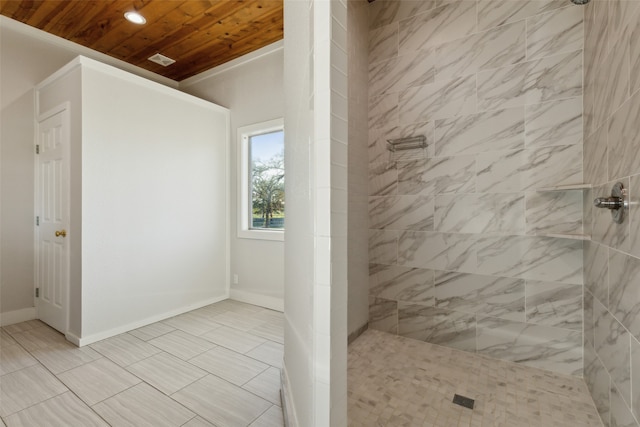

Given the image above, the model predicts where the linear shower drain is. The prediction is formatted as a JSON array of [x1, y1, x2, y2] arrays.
[[452, 394, 475, 409]]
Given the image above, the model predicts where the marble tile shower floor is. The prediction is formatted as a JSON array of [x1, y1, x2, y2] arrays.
[[0, 300, 284, 427], [348, 329, 603, 427]]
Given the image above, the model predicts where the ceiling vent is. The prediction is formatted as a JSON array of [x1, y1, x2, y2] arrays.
[[148, 53, 176, 67]]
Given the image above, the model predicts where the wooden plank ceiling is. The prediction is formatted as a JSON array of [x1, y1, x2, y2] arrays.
[[0, 0, 283, 81]]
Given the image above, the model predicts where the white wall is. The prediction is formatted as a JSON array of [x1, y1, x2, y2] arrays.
[[181, 46, 285, 311], [0, 19, 78, 322], [283, 0, 348, 425], [0, 17, 179, 325], [36, 58, 229, 343]]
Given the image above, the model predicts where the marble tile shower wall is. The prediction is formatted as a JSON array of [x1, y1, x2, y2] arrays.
[[582, 0, 640, 426], [366, 0, 586, 377]]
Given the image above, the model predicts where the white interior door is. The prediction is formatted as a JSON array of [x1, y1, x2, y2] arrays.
[[36, 108, 69, 334]]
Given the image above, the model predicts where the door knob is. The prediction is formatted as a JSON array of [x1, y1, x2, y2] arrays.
[[55, 230, 67, 237]]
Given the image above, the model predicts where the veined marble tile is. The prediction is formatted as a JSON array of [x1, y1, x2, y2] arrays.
[[434, 193, 525, 234], [585, 289, 595, 347], [476, 317, 582, 376], [583, 1, 608, 138], [609, 249, 640, 343], [584, 241, 609, 306], [584, 187, 594, 238], [368, 229, 398, 265], [477, 50, 582, 112], [369, 23, 398, 65], [630, 10, 640, 95], [525, 280, 582, 330], [435, 107, 524, 156], [525, 97, 582, 148], [397, 155, 475, 195], [610, 383, 636, 427], [368, 161, 397, 196], [476, 145, 583, 193], [398, 231, 477, 272], [369, 297, 398, 334], [369, 92, 398, 130], [526, 6, 583, 61], [369, 50, 435, 98], [435, 20, 525, 81], [368, 121, 435, 166], [592, 179, 630, 252], [525, 190, 583, 235], [398, 1, 477, 55], [631, 174, 640, 258], [632, 337, 640, 421], [477, 0, 566, 31], [584, 343, 611, 426], [584, 123, 608, 186], [398, 302, 476, 352], [369, 195, 434, 231], [607, 0, 640, 52], [369, 264, 435, 305], [600, 29, 630, 130], [434, 271, 524, 321], [369, 0, 438, 30], [476, 235, 583, 284], [594, 297, 631, 407], [608, 90, 640, 180], [399, 75, 476, 124]]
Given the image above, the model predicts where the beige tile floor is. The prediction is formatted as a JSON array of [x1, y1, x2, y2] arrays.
[[348, 329, 604, 427], [0, 300, 284, 427]]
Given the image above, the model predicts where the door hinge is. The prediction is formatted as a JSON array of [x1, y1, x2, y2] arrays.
[[35, 145, 39, 154], [36, 216, 40, 226], [35, 288, 39, 298]]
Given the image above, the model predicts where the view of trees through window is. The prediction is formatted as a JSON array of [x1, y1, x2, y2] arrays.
[[250, 130, 284, 229]]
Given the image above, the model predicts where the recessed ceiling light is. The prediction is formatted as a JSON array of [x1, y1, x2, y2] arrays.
[[124, 11, 146, 25]]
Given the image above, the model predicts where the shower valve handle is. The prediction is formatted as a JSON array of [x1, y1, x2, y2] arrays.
[[593, 182, 627, 224], [593, 197, 624, 209]]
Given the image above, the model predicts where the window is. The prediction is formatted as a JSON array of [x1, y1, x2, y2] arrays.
[[238, 119, 284, 241]]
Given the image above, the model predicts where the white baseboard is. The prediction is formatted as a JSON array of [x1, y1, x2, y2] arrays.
[[74, 294, 229, 346], [65, 331, 81, 346], [281, 366, 298, 427], [0, 307, 37, 326], [230, 289, 283, 312]]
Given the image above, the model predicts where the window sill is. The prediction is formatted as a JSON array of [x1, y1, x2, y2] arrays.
[[238, 229, 284, 242]]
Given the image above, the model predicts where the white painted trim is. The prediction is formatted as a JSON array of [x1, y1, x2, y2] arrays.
[[0, 307, 37, 326], [179, 40, 284, 88], [65, 331, 81, 347], [224, 109, 232, 306], [73, 294, 229, 347], [0, 16, 179, 89], [281, 367, 299, 427], [230, 289, 284, 312]]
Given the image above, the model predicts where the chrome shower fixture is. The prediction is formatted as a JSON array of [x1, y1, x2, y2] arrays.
[[594, 182, 627, 224]]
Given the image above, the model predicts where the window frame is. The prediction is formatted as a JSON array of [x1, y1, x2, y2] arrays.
[[237, 118, 285, 241]]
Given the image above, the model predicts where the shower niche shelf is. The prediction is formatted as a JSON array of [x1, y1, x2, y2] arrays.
[[533, 183, 592, 240], [536, 183, 592, 191], [534, 232, 591, 241]]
